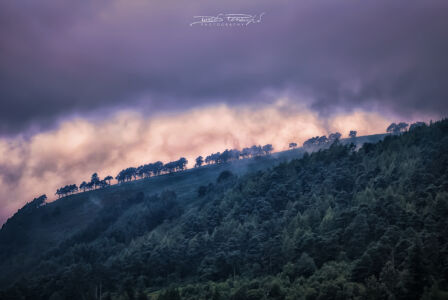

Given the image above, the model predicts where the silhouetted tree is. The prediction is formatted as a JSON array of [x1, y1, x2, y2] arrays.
[[91, 173, 100, 189], [328, 132, 341, 143], [116, 171, 125, 183], [317, 136, 328, 144], [289, 142, 297, 149], [206, 152, 221, 164], [143, 164, 153, 178], [177, 157, 188, 171], [15, 195, 47, 216], [29, 195, 47, 208], [349, 130, 357, 138], [71, 184, 78, 194], [149, 161, 164, 176], [397, 122, 409, 132], [195, 156, 204, 167], [387, 122, 408, 134], [303, 133, 342, 149], [250, 145, 263, 156], [220, 150, 232, 163], [86, 182, 94, 190], [386, 123, 397, 134], [136, 165, 145, 179], [56, 184, 78, 198], [55, 187, 62, 198], [98, 180, 108, 189], [104, 176, 113, 185], [262, 144, 273, 155], [303, 136, 326, 148], [80, 181, 87, 192], [163, 162, 176, 173]]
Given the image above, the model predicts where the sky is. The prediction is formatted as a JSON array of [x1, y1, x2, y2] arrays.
[[1, 0, 447, 224]]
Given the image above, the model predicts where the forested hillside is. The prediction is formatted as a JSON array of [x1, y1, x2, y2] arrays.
[[1, 121, 448, 300]]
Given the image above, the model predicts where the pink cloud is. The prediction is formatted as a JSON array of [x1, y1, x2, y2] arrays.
[[0, 101, 395, 224]]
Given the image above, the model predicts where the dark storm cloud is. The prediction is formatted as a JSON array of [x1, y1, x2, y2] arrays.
[[1, 0, 448, 135]]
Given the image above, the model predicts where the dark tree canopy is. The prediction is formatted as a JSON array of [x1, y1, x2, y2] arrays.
[[2, 118, 448, 300], [387, 122, 409, 134], [79, 181, 88, 192], [303, 132, 341, 149], [91, 173, 100, 188], [409, 121, 426, 131], [23, 195, 47, 211], [104, 176, 113, 184], [55, 184, 78, 198]]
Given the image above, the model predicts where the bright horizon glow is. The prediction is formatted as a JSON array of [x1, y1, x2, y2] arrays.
[[0, 100, 408, 224]]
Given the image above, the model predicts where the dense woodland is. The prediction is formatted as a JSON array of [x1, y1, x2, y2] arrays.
[[1, 119, 448, 299]]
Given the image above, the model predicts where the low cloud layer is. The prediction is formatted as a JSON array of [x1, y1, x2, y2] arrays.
[[1, 0, 445, 223], [1, 0, 447, 135], [0, 101, 398, 224]]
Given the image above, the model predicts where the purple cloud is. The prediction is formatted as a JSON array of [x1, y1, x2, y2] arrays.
[[0, 0, 447, 136]]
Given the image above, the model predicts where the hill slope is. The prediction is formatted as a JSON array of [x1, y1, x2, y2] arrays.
[[0, 133, 385, 279], [2, 126, 448, 299]]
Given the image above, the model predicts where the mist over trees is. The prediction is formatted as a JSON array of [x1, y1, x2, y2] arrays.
[[52, 143, 276, 198], [302, 132, 342, 148], [262, 144, 273, 154], [2, 118, 447, 300], [202, 144, 274, 166], [52, 122, 427, 199], [387, 122, 409, 134], [387, 121, 429, 135]]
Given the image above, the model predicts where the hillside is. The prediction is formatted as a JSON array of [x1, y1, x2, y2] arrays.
[[1, 125, 447, 300], [0, 133, 385, 273]]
